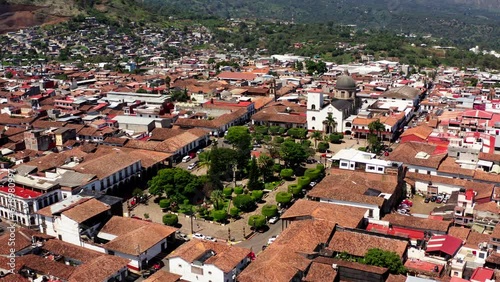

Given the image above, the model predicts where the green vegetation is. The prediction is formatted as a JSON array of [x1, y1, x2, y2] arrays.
[[364, 249, 406, 275], [148, 168, 204, 205], [287, 184, 301, 196], [162, 213, 178, 226], [233, 194, 255, 211], [248, 214, 266, 229], [280, 168, 294, 180], [211, 210, 228, 222], [275, 191, 293, 206], [279, 140, 310, 168], [261, 204, 278, 218], [251, 190, 264, 202]]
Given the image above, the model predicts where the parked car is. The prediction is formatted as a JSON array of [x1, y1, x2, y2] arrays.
[[187, 161, 199, 170], [267, 235, 278, 245], [306, 159, 317, 164], [205, 236, 217, 242], [253, 144, 262, 148], [197, 149, 204, 154], [182, 156, 191, 163], [430, 196, 437, 202], [269, 216, 279, 224], [309, 181, 317, 188], [424, 197, 430, 203], [436, 196, 444, 204], [193, 233, 205, 240]]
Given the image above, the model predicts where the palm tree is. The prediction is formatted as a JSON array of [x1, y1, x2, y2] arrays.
[[310, 130, 322, 148], [198, 151, 212, 171], [323, 114, 337, 134], [210, 190, 225, 210], [368, 120, 385, 141]]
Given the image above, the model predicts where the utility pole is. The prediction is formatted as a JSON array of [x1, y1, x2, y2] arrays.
[[233, 163, 237, 188]]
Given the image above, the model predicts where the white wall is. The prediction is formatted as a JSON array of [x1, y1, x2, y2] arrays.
[[53, 214, 81, 245], [168, 256, 246, 282], [414, 180, 463, 195], [307, 105, 343, 132]]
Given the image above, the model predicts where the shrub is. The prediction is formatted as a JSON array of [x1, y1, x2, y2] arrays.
[[280, 168, 294, 179], [288, 184, 302, 195], [301, 139, 312, 147], [251, 190, 264, 202], [159, 199, 170, 209], [297, 176, 311, 188], [329, 134, 342, 144], [254, 125, 269, 135], [233, 194, 255, 211], [234, 186, 244, 195], [276, 191, 293, 205], [229, 207, 240, 217], [132, 188, 143, 197], [317, 141, 329, 153], [274, 136, 285, 144], [248, 214, 266, 229], [304, 168, 320, 180], [223, 187, 233, 197], [273, 163, 282, 172], [358, 147, 367, 152], [211, 210, 228, 222], [269, 126, 281, 135], [278, 127, 287, 135], [287, 128, 307, 139], [316, 164, 325, 173], [263, 135, 272, 143], [162, 214, 178, 226], [261, 204, 278, 217]]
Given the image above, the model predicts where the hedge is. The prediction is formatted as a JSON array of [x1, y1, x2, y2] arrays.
[[274, 136, 285, 144], [304, 168, 321, 180], [251, 190, 264, 202], [288, 184, 302, 195], [297, 176, 311, 188], [211, 210, 228, 222], [261, 204, 278, 217], [273, 163, 282, 172], [223, 187, 233, 197], [234, 186, 244, 195], [162, 214, 178, 226], [276, 191, 293, 205], [159, 199, 170, 209], [317, 141, 329, 153], [280, 168, 294, 179], [248, 214, 266, 229], [316, 164, 325, 173], [229, 207, 240, 217]]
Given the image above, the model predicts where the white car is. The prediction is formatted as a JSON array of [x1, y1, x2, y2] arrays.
[[182, 156, 191, 162], [205, 236, 217, 242], [268, 216, 279, 224], [193, 233, 205, 240], [187, 162, 198, 170], [309, 182, 317, 188], [267, 235, 278, 245]]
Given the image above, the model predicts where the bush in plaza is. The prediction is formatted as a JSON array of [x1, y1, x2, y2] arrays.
[[269, 126, 281, 135], [251, 190, 264, 202], [211, 210, 228, 222], [234, 186, 244, 195], [316, 164, 325, 173], [159, 199, 171, 209], [223, 187, 233, 197], [317, 141, 329, 153], [248, 214, 266, 229], [229, 207, 240, 218], [304, 168, 320, 180], [276, 191, 293, 205], [274, 136, 285, 144], [233, 194, 255, 211], [280, 168, 294, 179], [288, 184, 302, 196], [297, 176, 311, 188], [162, 214, 178, 226], [261, 204, 278, 218], [273, 163, 282, 172]]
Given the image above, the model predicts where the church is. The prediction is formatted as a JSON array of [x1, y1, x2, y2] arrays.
[[306, 72, 360, 133]]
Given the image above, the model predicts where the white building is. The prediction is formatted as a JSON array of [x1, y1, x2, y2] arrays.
[[307, 74, 359, 133], [98, 216, 177, 272], [167, 239, 251, 282], [0, 172, 62, 227], [331, 148, 402, 174], [37, 196, 111, 247]]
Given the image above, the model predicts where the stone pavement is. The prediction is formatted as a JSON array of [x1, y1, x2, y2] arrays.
[[124, 179, 294, 243]]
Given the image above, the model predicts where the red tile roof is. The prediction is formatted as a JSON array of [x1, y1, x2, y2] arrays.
[[425, 235, 463, 256]]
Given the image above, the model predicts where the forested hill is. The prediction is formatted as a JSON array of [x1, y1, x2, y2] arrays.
[[144, 0, 500, 50]]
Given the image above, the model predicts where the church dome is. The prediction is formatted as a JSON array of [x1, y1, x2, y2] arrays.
[[335, 75, 357, 90]]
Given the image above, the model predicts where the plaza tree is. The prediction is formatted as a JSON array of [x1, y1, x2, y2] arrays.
[[279, 140, 309, 168]]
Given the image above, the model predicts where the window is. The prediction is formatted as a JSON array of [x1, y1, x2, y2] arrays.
[[367, 166, 375, 170], [377, 167, 383, 172], [178, 264, 182, 268], [312, 117, 316, 121], [311, 104, 316, 110], [340, 162, 348, 167]]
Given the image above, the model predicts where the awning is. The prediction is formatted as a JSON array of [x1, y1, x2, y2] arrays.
[[477, 160, 493, 167]]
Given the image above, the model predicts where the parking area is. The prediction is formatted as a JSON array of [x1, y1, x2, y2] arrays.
[[408, 194, 448, 215]]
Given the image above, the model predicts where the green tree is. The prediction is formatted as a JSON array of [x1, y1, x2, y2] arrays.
[[148, 168, 203, 202], [208, 147, 238, 189], [211, 210, 228, 222], [288, 184, 302, 196], [247, 157, 262, 190], [4, 71, 13, 79], [198, 151, 211, 171], [280, 168, 294, 179], [159, 199, 170, 209], [165, 75, 171, 90], [222, 187, 233, 197], [233, 194, 255, 211], [229, 207, 240, 218], [248, 214, 266, 229], [162, 214, 178, 226], [136, 88, 147, 93], [234, 186, 244, 195], [132, 188, 143, 197], [317, 141, 329, 153], [257, 154, 275, 182], [368, 120, 385, 153], [364, 248, 406, 275], [276, 191, 293, 206], [210, 190, 225, 210], [225, 126, 252, 168], [311, 130, 322, 148], [280, 140, 309, 168], [251, 190, 264, 202], [261, 204, 278, 218]]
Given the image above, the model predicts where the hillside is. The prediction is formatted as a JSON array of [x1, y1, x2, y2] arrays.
[[0, 0, 153, 33], [144, 0, 500, 50]]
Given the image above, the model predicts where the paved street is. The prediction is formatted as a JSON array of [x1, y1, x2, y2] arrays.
[[236, 219, 284, 253]]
